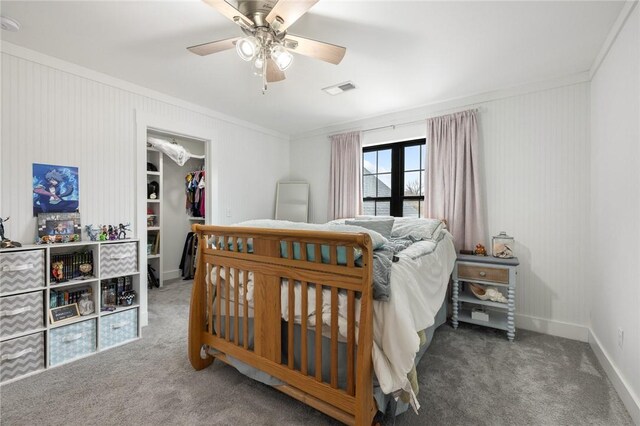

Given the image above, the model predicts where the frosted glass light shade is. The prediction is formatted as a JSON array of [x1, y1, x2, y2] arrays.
[[271, 44, 293, 71], [236, 36, 259, 61]]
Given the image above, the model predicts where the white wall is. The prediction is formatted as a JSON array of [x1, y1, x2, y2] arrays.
[[291, 80, 592, 341], [0, 46, 289, 245], [589, 5, 640, 422], [1, 44, 290, 327]]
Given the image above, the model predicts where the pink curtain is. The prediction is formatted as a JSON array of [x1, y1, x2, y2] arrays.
[[328, 131, 362, 220], [424, 110, 485, 251]]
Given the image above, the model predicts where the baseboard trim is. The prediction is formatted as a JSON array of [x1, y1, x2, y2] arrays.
[[515, 313, 589, 342], [589, 330, 640, 425], [162, 269, 180, 281]]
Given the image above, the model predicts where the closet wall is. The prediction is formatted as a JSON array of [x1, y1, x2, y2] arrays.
[[161, 137, 205, 281]]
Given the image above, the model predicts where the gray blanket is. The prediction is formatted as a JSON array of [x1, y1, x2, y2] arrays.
[[368, 237, 414, 301]]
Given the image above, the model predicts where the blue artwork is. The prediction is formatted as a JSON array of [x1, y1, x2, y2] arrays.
[[32, 163, 79, 215]]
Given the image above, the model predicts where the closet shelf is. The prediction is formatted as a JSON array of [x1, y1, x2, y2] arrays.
[[146, 199, 160, 203], [147, 227, 160, 231], [146, 171, 160, 176], [188, 217, 205, 221]]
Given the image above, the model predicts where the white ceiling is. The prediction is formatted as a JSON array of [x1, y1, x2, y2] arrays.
[[1, 1, 624, 135]]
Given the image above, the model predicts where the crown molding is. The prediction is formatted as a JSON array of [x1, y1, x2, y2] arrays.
[[589, 0, 638, 80], [0, 41, 289, 141], [292, 71, 590, 141]]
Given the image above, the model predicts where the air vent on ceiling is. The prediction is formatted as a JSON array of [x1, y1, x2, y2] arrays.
[[322, 81, 356, 96]]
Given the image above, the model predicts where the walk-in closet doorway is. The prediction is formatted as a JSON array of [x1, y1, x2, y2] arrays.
[[135, 112, 217, 327]]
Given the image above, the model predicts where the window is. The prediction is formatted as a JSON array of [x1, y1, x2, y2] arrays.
[[362, 139, 426, 217]]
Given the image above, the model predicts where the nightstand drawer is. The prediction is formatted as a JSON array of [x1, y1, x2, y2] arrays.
[[458, 264, 508, 284]]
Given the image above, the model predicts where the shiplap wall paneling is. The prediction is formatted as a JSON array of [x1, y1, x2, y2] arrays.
[[1, 52, 290, 245], [481, 84, 590, 335], [2, 51, 290, 326], [290, 83, 591, 340]]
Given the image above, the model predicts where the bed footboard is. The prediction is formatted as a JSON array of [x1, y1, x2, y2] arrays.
[[188, 225, 376, 425]]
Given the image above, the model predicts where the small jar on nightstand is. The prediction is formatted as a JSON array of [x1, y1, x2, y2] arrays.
[[451, 254, 519, 341]]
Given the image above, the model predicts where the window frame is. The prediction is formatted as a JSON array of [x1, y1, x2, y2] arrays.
[[362, 138, 426, 217]]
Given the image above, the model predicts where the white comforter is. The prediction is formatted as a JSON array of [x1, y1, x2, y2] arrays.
[[213, 230, 456, 401]]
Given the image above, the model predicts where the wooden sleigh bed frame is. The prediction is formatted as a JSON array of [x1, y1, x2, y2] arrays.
[[188, 224, 377, 425]]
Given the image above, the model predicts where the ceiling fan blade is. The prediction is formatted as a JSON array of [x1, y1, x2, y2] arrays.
[[202, 0, 254, 27], [285, 34, 346, 65], [266, 59, 286, 83], [266, 0, 318, 32], [187, 37, 241, 56]]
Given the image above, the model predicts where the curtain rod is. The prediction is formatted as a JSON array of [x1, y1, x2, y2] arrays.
[[330, 108, 480, 137]]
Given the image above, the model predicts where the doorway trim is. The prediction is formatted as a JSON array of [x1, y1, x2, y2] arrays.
[[135, 110, 218, 327]]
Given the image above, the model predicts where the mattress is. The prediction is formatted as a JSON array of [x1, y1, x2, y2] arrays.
[[211, 230, 456, 410]]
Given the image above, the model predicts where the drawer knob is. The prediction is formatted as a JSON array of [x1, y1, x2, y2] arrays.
[[479, 271, 486, 277]]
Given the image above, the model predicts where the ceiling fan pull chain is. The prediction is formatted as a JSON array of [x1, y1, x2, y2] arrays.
[[262, 59, 268, 94]]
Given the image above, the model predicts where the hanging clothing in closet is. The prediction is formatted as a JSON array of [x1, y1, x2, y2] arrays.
[[185, 170, 205, 217], [179, 232, 198, 280]]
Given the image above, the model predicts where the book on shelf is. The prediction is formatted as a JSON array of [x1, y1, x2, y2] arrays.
[[50, 286, 92, 309], [50, 251, 94, 284]]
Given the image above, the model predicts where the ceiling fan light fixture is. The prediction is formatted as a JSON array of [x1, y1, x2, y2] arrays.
[[253, 52, 265, 76], [236, 36, 259, 61], [271, 44, 293, 71]]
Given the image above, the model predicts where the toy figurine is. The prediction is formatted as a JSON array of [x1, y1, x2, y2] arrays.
[[108, 225, 117, 240], [0, 216, 7, 241], [0, 216, 22, 248], [117, 223, 131, 240], [99, 225, 108, 241], [52, 261, 64, 282], [85, 224, 100, 241], [474, 244, 487, 256]]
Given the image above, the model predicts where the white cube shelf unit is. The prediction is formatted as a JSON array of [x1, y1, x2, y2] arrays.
[[0, 239, 141, 384]]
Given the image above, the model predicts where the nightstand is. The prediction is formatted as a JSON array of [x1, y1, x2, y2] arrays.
[[452, 254, 519, 341]]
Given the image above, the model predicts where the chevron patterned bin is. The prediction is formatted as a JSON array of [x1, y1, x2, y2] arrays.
[[0, 250, 45, 294], [0, 291, 45, 339], [49, 319, 96, 366], [100, 243, 137, 278], [0, 332, 45, 382], [100, 308, 138, 349]]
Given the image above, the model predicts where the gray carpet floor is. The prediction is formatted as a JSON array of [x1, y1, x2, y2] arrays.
[[0, 280, 633, 425]]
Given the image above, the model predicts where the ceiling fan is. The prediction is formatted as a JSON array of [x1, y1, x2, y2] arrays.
[[187, 0, 347, 92]]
